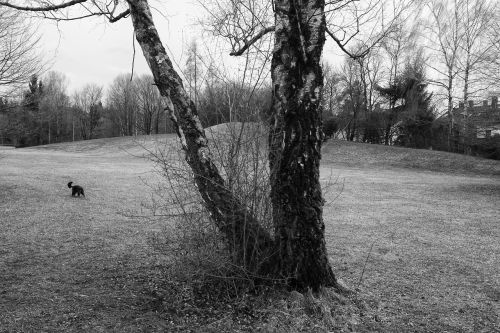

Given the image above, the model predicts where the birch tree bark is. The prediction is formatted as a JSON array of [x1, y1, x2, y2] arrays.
[[269, 0, 337, 289]]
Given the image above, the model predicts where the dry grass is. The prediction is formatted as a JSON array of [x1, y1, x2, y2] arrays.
[[0, 141, 168, 332], [323, 139, 500, 176], [322, 141, 500, 332], [0, 135, 499, 332]]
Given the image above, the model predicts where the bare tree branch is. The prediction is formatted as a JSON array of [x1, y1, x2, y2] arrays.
[[325, 0, 417, 60], [0, 0, 129, 23], [229, 25, 274, 56], [110, 9, 130, 22], [0, 0, 87, 12], [326, 27, 369, 59]]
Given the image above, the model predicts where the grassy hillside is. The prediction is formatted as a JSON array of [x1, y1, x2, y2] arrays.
[[34, 128, 500, 176], [33, 134, 177, 156], [323, 139, 500, 176], [0, 133, 498, 332]]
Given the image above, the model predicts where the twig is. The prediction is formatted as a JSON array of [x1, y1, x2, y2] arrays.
[[357, 239, 376, 289]]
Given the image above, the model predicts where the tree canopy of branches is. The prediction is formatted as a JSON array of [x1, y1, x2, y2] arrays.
[[0, 7, 45, 96], [202, 0, 416, 60]]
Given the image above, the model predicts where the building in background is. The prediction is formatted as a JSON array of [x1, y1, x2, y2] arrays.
[[442, 96, 500, 159]]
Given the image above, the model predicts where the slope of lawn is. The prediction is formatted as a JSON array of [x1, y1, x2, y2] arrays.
[[322, 138, 500, 176], [0, 132, 498, 332]]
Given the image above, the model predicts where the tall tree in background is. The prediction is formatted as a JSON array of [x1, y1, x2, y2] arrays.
[[378, 53, 435, 148], [23, 75, 44, 145], [40, 71, 70, 144], [425, 0, 498, 152], [72, 84, 103, 140], [321, 63, 341, 119], [457, 0, 497, 153], [185, 41, 201, 108], [489, 20, 500, 85], [104, 73, 170, 136], [134, 74, 163, 135], [396, 56, 435, 148], [356, 48, 384, 142], [426, 0, 463, 151], [337, 57, 365, 141], [380, 19, 420, 145], [359, 50, 384, 143], [1, 76, 42, 147], [107, 74, 137, 136], [0, 0, 414, 290], [322, 46, 384, 143]]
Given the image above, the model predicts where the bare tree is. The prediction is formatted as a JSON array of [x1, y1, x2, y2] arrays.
[[0, 0, 414, 290], [379, 18, 421, 145], [134, 74, 163, 135], [457, 0, 498, 152], [0, 7, 45, 96], [321, 63, 341, 120], [425, 0, 463, 150], [184, 41, 201, 108], [351, 47, 384, 143], [72, 83, 103, 140], [336, 56, 365, 141], [487, 19, 500, 85], [40, 71, 70, 143], [106, 73, 137, 136], [426, 0, 498, 152], [359, 49, 383, 115]]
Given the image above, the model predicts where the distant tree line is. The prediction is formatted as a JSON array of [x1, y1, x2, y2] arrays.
[[320, 0, 500, 159], [0, 72, 169, 146], [322, 52, 435, 150], [0, 70, 272, 147]]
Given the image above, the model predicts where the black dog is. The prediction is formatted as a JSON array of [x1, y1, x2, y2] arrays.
[[67, 182, 85, 197]]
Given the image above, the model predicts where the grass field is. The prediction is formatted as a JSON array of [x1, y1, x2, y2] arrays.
[[0, 133, 499, 332]]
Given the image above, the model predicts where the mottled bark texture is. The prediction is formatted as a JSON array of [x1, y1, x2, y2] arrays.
[[269, 0, 337, 290], [127, 0, 273, 271], [127, 0, 337, 291]]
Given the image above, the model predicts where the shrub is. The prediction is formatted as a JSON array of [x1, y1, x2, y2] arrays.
[[146, 122, 275, 298]]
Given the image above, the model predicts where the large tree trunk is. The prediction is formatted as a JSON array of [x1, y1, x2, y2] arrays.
[[127, 0, 274, 272], [269, 0, 337, 290]]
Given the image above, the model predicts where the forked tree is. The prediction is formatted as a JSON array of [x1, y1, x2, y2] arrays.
[[0, 0, 411, 291]]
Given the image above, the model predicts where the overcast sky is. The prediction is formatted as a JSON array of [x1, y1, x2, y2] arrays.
[[34, 1, 347, 96], [37, 1, 202, 93]]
